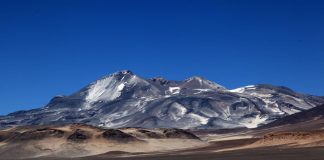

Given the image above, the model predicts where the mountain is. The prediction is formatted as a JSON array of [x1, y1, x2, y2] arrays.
[[260, 104, 324, 129], [1, 70, 323, 129]]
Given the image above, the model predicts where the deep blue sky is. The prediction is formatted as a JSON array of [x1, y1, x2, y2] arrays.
[[0, 0, 323, 115]]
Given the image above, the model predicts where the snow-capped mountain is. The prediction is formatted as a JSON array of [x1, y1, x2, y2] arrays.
[[1, 70, 323, 129]]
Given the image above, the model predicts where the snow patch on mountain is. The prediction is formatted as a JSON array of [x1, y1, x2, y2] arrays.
[[240, 115, 268, 128], [193, 89, 213, 94], [187, 113, 209, 125], [169, 87, 180, 95], [229, 85, 256, 93], [169, 102, 187, 121], [86, 76, 124, 103]]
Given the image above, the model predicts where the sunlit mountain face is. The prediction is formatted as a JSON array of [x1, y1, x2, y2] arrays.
[[1, 70, 323, 129]]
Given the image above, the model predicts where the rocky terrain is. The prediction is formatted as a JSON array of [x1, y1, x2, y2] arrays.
[[1, 70, 323, 130], [260, 104, 324, 128]]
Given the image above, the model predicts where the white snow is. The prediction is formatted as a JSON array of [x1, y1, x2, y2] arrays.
[[169, 87, 180, 95], [281, 107, 301, 115], [259, 98, 283, 114], [264, 101, 284, 114], [82, 103, 92, 110], [117, 83, 125, 91], [245, 85, 256, 89], [229, 88, 245, 93], [168, 103, 187, 121], [193, 89, 213, 94], [84, 74, 150, 106], [251, 93, 273, 98], [84, 75, 132, 108], [229, 85, 255, 93], [171, 102, 187, 115], [103, 119, 131, 128], [240, 114, 268, 128], [187, 113, 209, 125]]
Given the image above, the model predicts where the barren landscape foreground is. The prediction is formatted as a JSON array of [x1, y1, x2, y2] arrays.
[[1, 112, 324, 160]]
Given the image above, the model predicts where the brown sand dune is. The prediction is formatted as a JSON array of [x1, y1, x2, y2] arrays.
[[2, 120, 324, 160], [0, 124, 206, 159]]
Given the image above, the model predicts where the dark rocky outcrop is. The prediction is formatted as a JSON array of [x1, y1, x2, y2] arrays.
[[163, 129, 200, 139], [102, 129, 138, 142], [67, 129, 91, 142], [137, 129, 163, 138]]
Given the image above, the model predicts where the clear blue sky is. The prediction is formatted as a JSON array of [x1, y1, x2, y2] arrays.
[[0, 0, 323, 115]]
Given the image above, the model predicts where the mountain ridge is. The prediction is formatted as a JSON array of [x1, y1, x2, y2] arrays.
[[260, 104, 324, 129], [1, 70, 323, 129]]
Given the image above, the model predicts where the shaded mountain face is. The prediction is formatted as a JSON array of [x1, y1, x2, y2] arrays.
[[260, 104, 324, 129], [1, 70, 323, 129]]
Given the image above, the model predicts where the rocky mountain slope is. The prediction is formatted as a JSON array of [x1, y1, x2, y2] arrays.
[[260, 104, 324, 129], [1, 70, 323, 129]]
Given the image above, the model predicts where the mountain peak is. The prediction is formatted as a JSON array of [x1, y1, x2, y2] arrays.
[[80, 70, 137, 105], [183, 76, 226, 90], [150, 77, 170, 85], [151, 76, 166, 81], [185, 76, 205, 82], [111, 70, 134, 76]]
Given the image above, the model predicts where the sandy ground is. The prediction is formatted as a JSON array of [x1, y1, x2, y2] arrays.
[[3, 123, 324, 160], [205, 133, 253, 142], [0, 125, 207, 159], [28, 139, 324, 160]]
